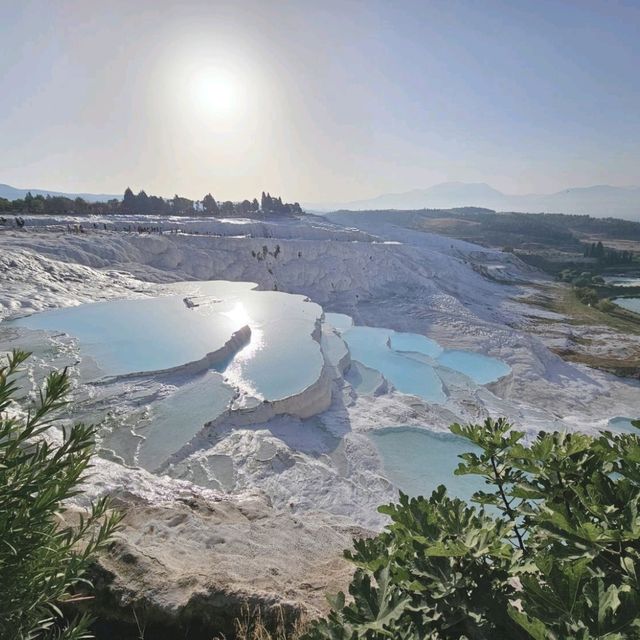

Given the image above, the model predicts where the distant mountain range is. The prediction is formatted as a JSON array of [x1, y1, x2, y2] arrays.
[[308, 182, 640, 220], [0, 183, 119, 203], [3, 181, 640, 220]]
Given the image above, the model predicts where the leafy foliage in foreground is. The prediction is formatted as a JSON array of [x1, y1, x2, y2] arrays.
[[305, 417, 640, 639], [0, 351, 120, 640]]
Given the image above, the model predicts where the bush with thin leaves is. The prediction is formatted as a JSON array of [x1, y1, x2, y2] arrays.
[[304, 417, 640, 639], [0, 350, 120, 640]]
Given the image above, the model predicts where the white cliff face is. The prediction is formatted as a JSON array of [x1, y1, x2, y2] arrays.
[[0, 214, 638, 531], [0, 248, 153, 319], [0, 217, 522, 318]]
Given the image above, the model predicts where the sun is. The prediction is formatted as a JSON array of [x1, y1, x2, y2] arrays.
[[191, 71, 238, 117]]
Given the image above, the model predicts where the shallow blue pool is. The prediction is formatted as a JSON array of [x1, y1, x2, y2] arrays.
[[138, 371, 235, 470], [345, 361, 386, 395], [390, 332, 442, 358], [343, 327, 446, 403], [614, 297, 640, 314], [11, 281, 325, 401], [369, 427, 482, 502], [607, 417, 639, 433], [437, 350, 511, 385], [13, 295, 241, 375], [339, 320, 510, 402]]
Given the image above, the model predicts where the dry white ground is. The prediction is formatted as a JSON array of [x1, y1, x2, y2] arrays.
[[0, 213, 638, 631]]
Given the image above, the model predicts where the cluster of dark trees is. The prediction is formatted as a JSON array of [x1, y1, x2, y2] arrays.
[[260, 191, 302, 215], [120, 188, 259, 216], [0, 193, 116, 215], [564, 214, 640, 241], [439, 210, 581, 249], [478, 211, 640, 242], [477, 212, 579, 248], [120, 188, 302, 216], [0, 188, 303, 218], [558, 268, 605, 287], [583, 240, 635, 264]]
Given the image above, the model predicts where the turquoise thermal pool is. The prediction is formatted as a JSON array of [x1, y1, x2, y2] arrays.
[[436, 350, 511, 385], [12, 292, 510, 473], [12, 280, 325, 401], [341, 326, 446, 403], [608, 417, 638, 433], [137, 372, 236, 470], [390, 332, 442, 358], [325, 314, 510, 403], [345, 361, 386, 395], [369, 427, 481, 501]]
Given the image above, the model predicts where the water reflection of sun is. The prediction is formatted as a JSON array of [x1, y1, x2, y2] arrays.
[[220, 302, 264, 396], [222, 302, 252, 328], [223, 325, 264, 398]]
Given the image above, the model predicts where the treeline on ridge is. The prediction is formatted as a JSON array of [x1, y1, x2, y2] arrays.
[[446, 209, 640, 247], [583, 240, 634, 264], [0, 188, 303, 217]]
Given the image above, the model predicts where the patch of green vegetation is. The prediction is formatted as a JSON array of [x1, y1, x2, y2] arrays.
[[526, 284, 640, 377], [551, 269, 640, 339], [0, 189, 302, 218], [407, 208, 640, 253], [557, 268, 604, 287], [305, 418, 640, 639], [0, 351, 120, 640], [583, 241, 635, 266], [552, 349, 640, 379], [541, 286, 640, 336]]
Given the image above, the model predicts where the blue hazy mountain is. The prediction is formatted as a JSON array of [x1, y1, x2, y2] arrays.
[[310, 182, 640, 220], [0, 183, 119, 203]]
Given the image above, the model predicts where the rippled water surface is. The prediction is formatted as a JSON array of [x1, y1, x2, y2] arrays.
[[369, 427, 481, 501], [12, 280, 325, 400]]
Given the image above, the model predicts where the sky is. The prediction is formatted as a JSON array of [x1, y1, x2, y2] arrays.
[[1, 0, 639, 203]]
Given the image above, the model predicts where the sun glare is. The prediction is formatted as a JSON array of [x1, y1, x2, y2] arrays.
[[222, 302, 252, 328], [191, 71, 238, 117]]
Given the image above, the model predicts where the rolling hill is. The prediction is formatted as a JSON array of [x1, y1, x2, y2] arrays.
[[309, 182, 640, 220]]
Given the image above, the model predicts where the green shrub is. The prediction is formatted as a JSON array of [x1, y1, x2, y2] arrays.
[[573, 277, 593, 288], [597, 298, 616, 313], [575, 287, 599, 306], [0, 350, 120, 640], [305, 418, 640, 639], [558, 269, 578, 283]]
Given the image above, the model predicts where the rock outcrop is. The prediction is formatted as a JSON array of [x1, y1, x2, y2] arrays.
[[86, 491, 361, 639]]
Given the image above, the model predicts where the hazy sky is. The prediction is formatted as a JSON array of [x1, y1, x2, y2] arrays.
[[1, 0, 639, 202]]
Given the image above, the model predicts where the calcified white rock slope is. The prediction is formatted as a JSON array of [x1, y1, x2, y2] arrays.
[[0, 213, 638, 533]]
